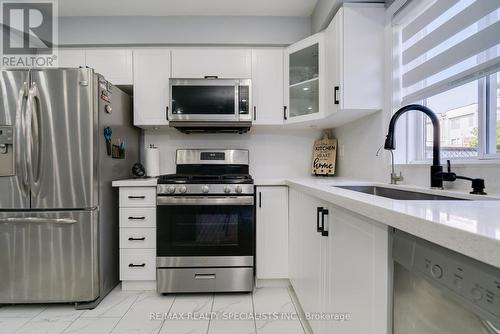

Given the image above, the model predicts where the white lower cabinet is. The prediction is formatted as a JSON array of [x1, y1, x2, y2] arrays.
[[256, 186, 288, 279], [289, 188, 329, 334], [289, 188, 389, 334], [118, 186, 157, 290]]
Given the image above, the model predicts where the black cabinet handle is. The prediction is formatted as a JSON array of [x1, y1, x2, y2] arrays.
[[128, 216, 146, 220], [316, 207, 323, 232], [254, 106, 257, 121], [283, 106, 288, 120], [321, 209, 329, 237], [334, 86, 340, 105], [166, 106, 169, 120], [128, 263, 146, 267], [258, 191, 262, 208], [128, 195, 145, 199], [204, 75, 218, 79], [128, 237, 146, 241]]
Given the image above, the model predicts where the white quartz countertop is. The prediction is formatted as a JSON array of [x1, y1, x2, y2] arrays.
[[286, 178, 500, 269], [112, 178, 158, 187]]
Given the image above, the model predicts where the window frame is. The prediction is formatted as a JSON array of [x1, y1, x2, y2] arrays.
[[409, 76, 500, 163], [390, 0, 500, 164]]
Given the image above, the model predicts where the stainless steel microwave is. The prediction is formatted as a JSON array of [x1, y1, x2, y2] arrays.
[[168, 78, 252, 133]]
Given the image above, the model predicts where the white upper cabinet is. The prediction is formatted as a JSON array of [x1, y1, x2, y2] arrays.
[[284, 32, 326, 124], [256, 186, 288, 279], [171, 48, 251, 78], [325, 4, 384, 118], [283, 4, 384, 128], [251, 49, 285, 125], [85, 49, 133, 85], [133, 49, 171, 127], [56, 49, 86, 68]]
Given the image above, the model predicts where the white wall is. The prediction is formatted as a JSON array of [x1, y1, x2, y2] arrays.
[[144, 128, 322, 180], [332, 112, 389, 182], [311, 0, 385, 33], [58, 16, 311, 46]]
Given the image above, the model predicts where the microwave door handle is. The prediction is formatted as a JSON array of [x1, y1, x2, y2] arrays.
[[235, 82, 239, 121]]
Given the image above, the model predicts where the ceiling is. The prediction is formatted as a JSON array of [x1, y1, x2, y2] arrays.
[[59, 0, 319, 17]]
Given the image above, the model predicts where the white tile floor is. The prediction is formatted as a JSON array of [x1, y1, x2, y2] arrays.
[[0, 285, 306, 334]]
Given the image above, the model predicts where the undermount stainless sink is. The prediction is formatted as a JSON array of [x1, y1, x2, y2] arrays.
[[334, 185, 468, 201]]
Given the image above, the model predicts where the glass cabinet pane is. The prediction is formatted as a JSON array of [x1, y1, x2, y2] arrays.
[[288, 42, 320, 118], [289, 79, 319, 118], [289, 44, 319, 85]]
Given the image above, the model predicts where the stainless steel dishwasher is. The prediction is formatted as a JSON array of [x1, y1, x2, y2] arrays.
[[392, 230, 500, 334]]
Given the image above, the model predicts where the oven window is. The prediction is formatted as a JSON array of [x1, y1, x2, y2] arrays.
[[172, 86, 235, 115], [157, 204, 254, 257]]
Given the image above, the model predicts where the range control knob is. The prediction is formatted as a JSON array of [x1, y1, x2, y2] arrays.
[[235, 185, 243, 194], [224, 186, 231, 194], [178, 185, 187, 194], [431, 264, 443, 279], [471, 287, 483, 301], [167, 186, 176, 194], [201, 185, 210, 194]]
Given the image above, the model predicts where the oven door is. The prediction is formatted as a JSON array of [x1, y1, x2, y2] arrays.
[[156, 196, 254, 259], [168, 79, 251, 122]]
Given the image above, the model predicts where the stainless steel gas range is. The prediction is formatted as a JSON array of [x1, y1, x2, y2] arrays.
[[156, 149, 254, 293]]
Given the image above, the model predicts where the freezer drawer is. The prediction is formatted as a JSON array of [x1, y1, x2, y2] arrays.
[[157, 267, 254, 293], [0, 210, 98, 303]]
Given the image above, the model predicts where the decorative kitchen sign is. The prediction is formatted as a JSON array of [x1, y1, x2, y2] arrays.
[[312, 133, 337, 176]]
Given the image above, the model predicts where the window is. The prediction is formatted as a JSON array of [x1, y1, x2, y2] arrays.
[[423, 81, 479, 159], [392, 0, 500, 162]]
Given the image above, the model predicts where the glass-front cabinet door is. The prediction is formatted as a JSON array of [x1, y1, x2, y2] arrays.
[[284, 32, 325, 122]]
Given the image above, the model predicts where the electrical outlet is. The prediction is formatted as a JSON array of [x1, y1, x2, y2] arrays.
[[339, 144, 345, 157]]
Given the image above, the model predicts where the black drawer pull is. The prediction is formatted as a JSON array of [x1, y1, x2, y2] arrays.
[[128, 237, 146, 241], [316, 207, 323, 232], [129, 263, 146, 267], [321, 209, 329, 237], [128, 216, 146, 220], [128, 195, 146, 199]]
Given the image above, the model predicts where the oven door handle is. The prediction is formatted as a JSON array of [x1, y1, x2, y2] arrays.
[[157, 196, 254, 206]]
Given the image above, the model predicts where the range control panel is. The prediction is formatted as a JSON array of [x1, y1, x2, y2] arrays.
[[393, 230, 500, 327], [0, 125, 14, 176]]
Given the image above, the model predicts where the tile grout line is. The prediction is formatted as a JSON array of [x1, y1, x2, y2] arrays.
[[157, 294, 176, 334], [107, 290, 142, 334], [206, 293, 215, 334], [286, 286, 307, 334], [12, 305, 48, 334], [60, 305, 88, 334], [251, 288, 258, 334]]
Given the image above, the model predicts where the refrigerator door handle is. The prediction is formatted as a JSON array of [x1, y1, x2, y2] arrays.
[[15, 82, 29, 194], [26, 83, 42, 192], [0, 217, 77, 224]]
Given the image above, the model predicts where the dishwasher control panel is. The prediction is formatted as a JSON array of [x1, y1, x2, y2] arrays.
[[0, 125, 15, 176], [393, 230, 500, 327]]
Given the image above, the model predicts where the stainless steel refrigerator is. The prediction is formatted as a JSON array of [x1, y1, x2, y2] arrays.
[[0, 68, 139, 308]]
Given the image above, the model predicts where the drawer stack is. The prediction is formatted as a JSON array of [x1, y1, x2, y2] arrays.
[[118, 186, 157, 290]]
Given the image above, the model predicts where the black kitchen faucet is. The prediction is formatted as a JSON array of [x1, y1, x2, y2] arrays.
[[383, 104, 486, 194]]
